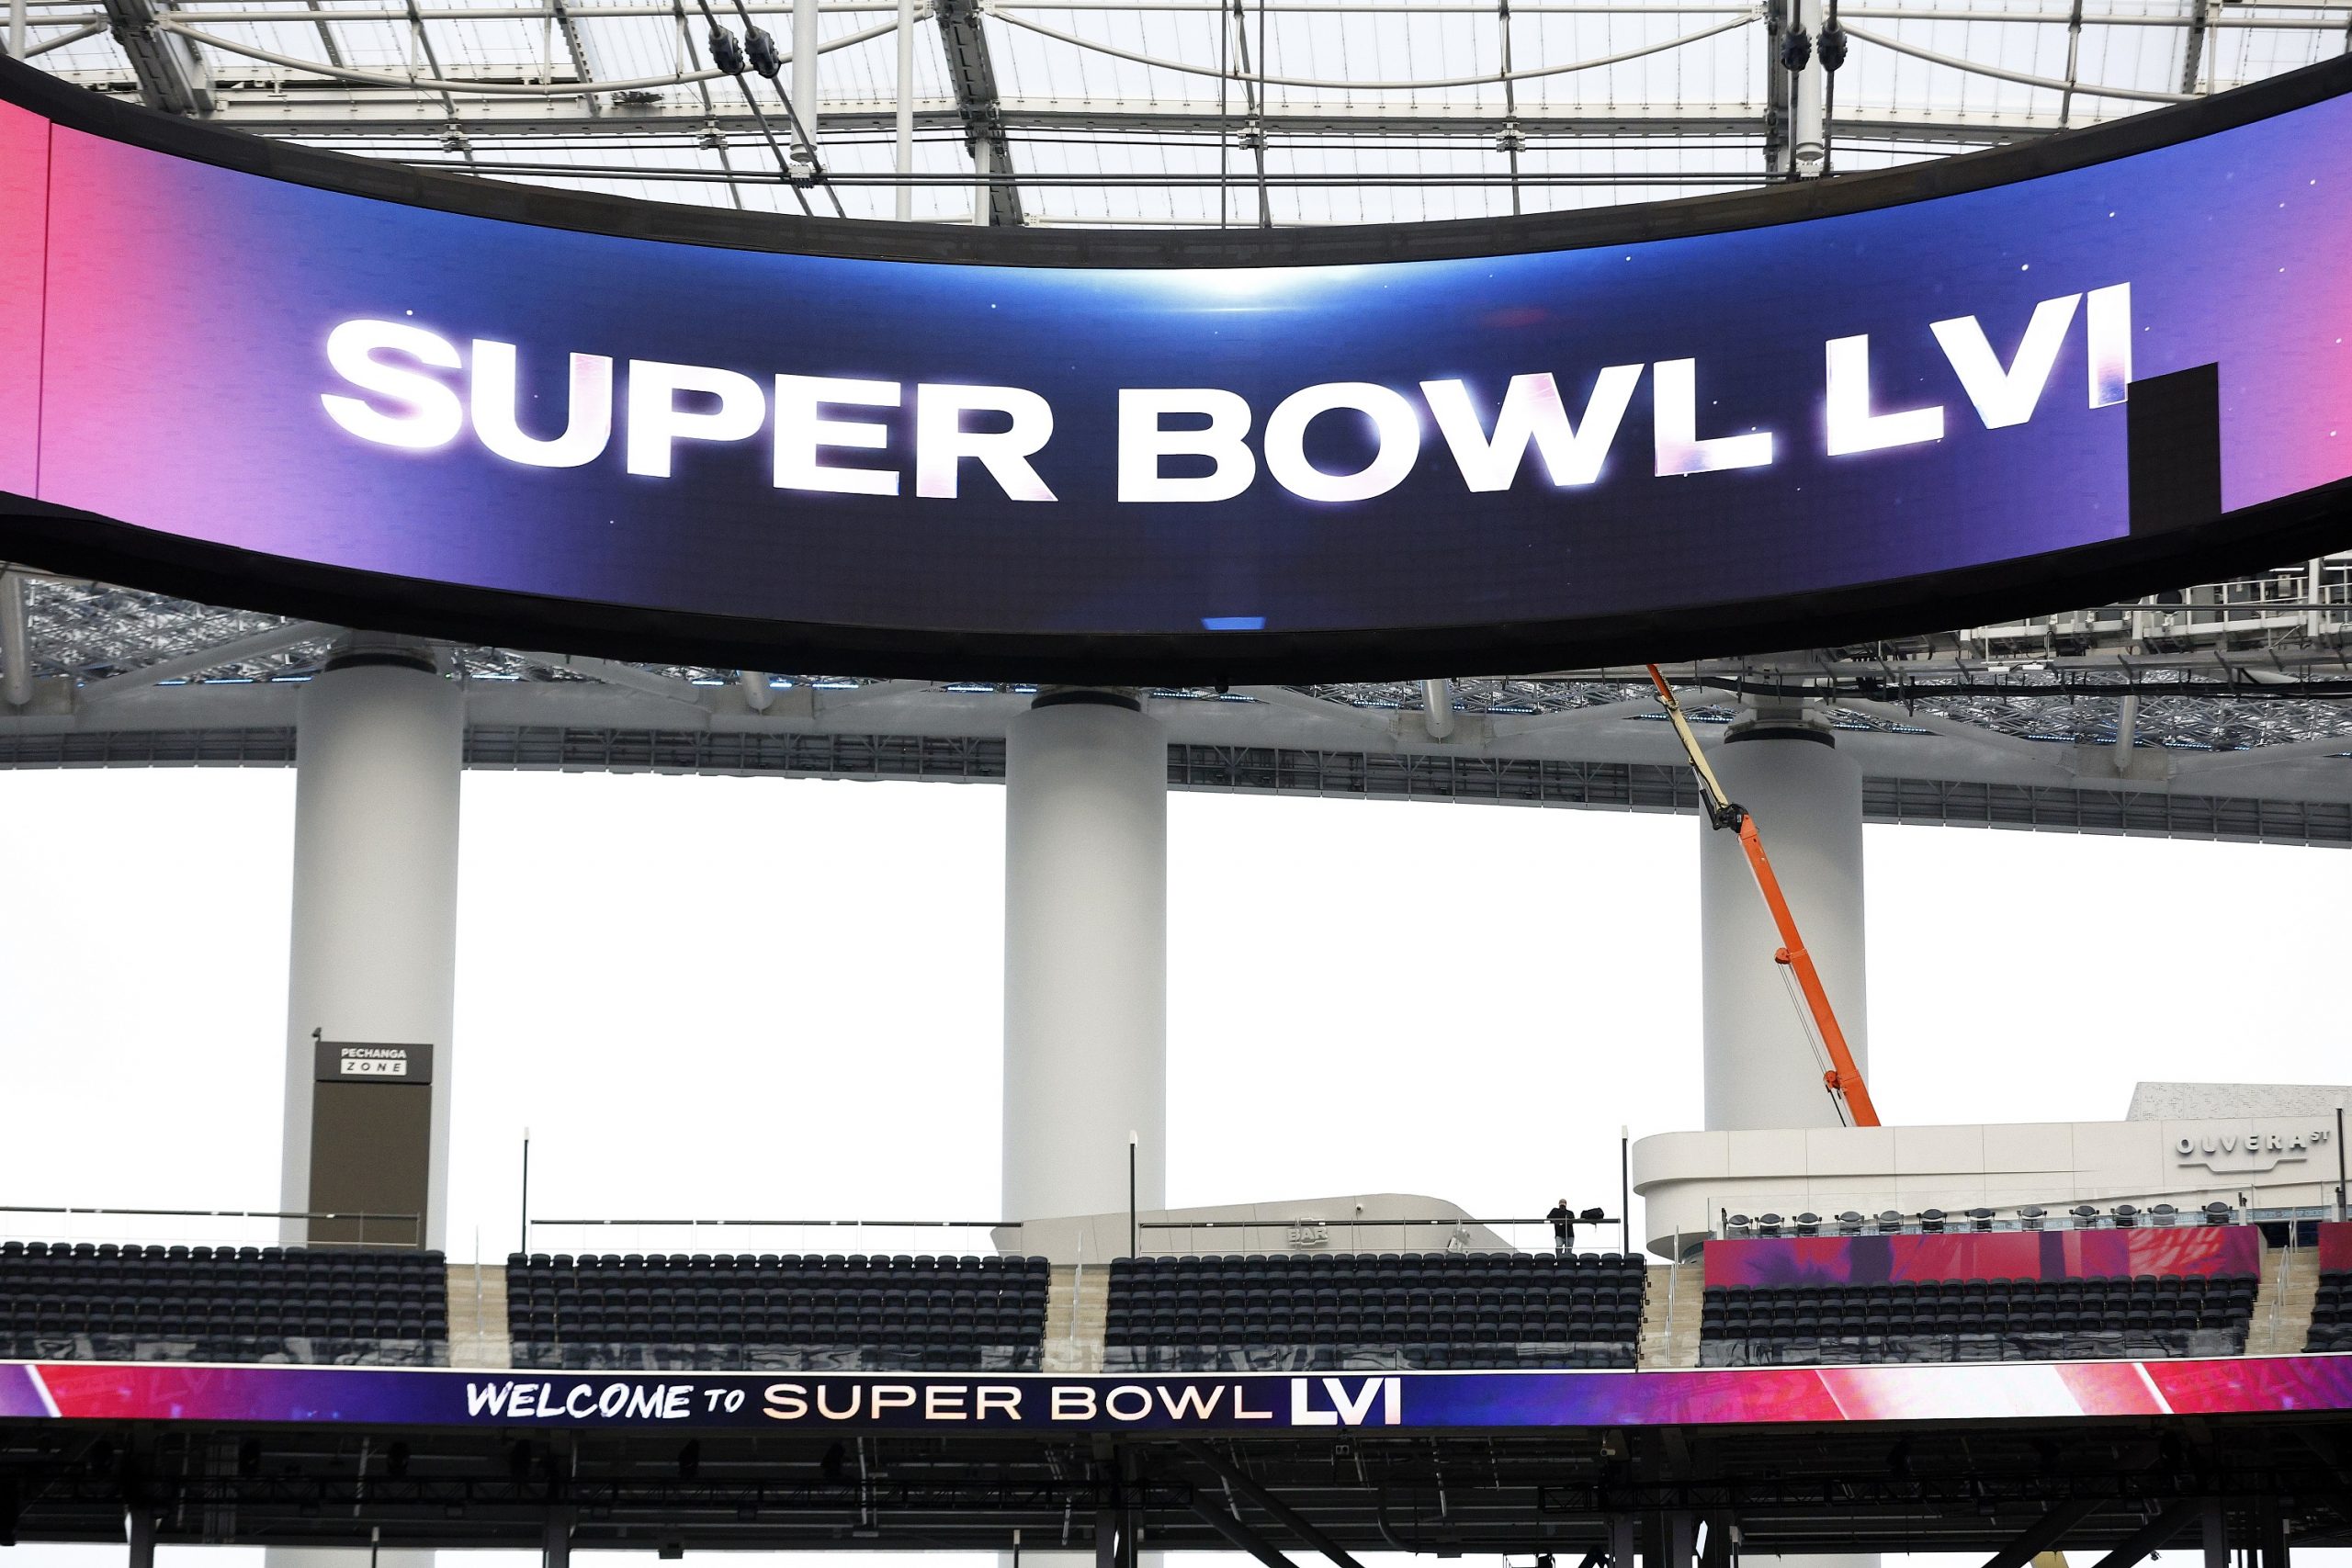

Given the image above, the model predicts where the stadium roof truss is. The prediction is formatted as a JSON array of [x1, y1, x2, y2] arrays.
[[6, 0, 2350, 224], [3, 558, 2348, 845]]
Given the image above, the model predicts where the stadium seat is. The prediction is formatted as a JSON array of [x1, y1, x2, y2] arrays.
[[1696, 1232, 2262, 1367], [1100, 1251, 1645, 1372], [504, 1252, 1048, 1372], [2308, 1249, 2352, 1353], [0, 1243, 447, 1366]]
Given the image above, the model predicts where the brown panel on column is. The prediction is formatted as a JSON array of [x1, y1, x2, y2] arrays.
[[308, 1040, 434, 1247]]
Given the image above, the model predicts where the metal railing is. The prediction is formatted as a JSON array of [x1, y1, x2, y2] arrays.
[[0, 1202, 424, 1249], [522, 1217, 1021, 1258], [1136, 1214, 1621, 1256], [1703, 1200, 2341, 1242]]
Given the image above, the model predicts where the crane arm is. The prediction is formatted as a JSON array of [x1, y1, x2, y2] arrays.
[[1645, 666, 1882, 1129]]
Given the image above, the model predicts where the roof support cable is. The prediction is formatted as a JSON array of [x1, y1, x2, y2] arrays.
[[1216, 0, 1228, 227], [1253, 0, 1270, 225], [891, 0, 913, 218], [2056, 0, 2083, 126], [1840, 25, 2191, 102], [1497, 0, 1521, 213], [694, 0, 818, 212], [726, 0, 850, 213], [1222, 0, 1268, 224], [671, 0, 748, 209], [989, 7, 1757, 88], [399, 0, 477, 165]]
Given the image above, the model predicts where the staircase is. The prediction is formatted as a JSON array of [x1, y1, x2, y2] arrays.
[[1638, 1258, 1706, 1369], [1042, 1262, 1108, 1372], [2245, 1240, 2318, 1356], [446, 1260, 514, 1369]]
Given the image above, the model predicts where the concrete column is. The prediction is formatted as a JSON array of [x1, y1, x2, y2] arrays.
[[271, 637, 458, 1568], [1001, 691, 1167, 1229], [1701, 699, 1869, 1568], [1700, 697, 1868, 1134], [279, 637, 464, 1249]]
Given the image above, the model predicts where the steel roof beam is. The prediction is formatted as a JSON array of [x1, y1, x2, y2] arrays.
[[933, 0, 1023, 222], [1182, 1493, 1305, 1568], [93, 81, 2064, 144], [544, 0, 607, 112], [95, 0, 211, 112], [1979, 1500, 2102, 1568], [1177, 1440, 1369, 1568], [510, 649, 712, 706], [74, 620, 335, 705], [2086, 1501, 2204, 1568]]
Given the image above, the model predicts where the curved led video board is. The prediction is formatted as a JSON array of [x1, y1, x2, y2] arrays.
[[2, 57, 2349, 681]]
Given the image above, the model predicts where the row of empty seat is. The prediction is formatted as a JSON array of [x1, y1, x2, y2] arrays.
[[0, 1242, 447, 1363], [6, 1234, 2336, 1369], [505, 1252, 1050, 1371], [1726, 1202, 2235, 1237], [1700, 1271, 2258, 1366], [1102, 1251, 1645, 1370]]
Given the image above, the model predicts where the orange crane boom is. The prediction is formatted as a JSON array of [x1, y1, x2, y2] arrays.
[[1645, 665, 1882, 1129]]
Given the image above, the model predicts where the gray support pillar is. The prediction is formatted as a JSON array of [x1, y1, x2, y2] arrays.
[[273, 647, 455, 1568], [1699, 700, 1870, 1568], [279, 637, 464, 1249], [1699, 699, 1868, 1134], [1001, 691, 1168, 1230]]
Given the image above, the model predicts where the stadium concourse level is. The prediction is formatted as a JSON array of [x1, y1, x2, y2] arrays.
[[1698, 1224, 2267, 1366], [0, 1241, 447, 1363], [1103, 1250, 1646, 1371], [505, 1252, 1050, 1371]]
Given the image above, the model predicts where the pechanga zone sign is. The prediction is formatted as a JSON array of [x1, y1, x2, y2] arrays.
[[3, 56, 2351, 681]]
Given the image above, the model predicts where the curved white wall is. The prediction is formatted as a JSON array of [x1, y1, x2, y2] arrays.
[[1002, 694, 1167, 1225]]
